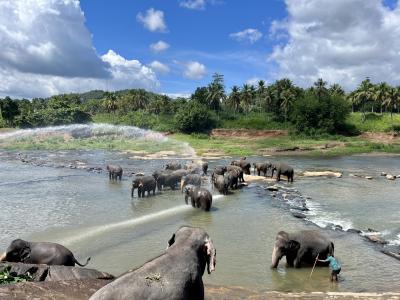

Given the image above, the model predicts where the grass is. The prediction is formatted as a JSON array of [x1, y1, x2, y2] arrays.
[[219, 112, 290, 130], [172, 133, 400, 157], [346, 112, 400, 133]]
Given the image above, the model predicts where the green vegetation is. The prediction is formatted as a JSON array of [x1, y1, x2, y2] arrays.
[[0, 266, 33, 284], [346, 113, 400, 133]]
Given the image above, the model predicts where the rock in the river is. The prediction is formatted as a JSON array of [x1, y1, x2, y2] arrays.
[[266, 185, 279, 191], [347, 228, 362, 234], [386, 174, 396, 180], [291, 211, 307, 219], [381, 172, 387, 176], [381, 250, 400, 261], [302, 171, 342, 178], [365, 235, 388, 245]]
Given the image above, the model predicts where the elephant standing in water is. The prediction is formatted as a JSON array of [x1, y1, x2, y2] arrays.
[[181, 174, 202, 192], [231, 157, 251, 175], [106, 164, 123, 180], [271, 163, 294, 182], [271, 230, 334, 268], [253, 162, 271, 176], [165, 161, 182, 171], [89, 226, 216, 300], [131, 176, 156, 197], [184, 185, 212, 211], [212, 174, 229, 195], [0, 239, 90, 267]]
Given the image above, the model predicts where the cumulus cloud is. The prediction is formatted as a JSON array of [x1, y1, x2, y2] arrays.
[[0, 0, 159, 98], [183, 61, 207, 79], [179, 0, 206, 10], [148, 61, 170, 74], [150, 40, 170, 53], [230, 28, 263, 44], [269, 0, 400, 89], [0, 0, 109, 78], [137, 8, 167, 32]]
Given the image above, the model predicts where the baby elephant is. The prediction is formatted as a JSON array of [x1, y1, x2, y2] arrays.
[[253, 162, 271, 177], [271, 163, 294, 183], [184, 185, 212, 211], [106, 164, 123, 181], [0, 239, 90, 266]]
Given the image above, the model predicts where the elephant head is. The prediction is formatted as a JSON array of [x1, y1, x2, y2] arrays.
[[3, 239, 31, 263], [167, 226, 216, 274], [271, 231, 300, 268], [183, 184, 195, 203]]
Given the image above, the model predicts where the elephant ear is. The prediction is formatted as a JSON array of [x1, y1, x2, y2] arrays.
[[287, 240, 300, 252]]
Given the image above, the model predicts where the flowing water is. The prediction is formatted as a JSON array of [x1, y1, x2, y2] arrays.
[[0, 125, 399, 293]]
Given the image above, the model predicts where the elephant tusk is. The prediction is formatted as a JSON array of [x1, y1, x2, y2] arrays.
[[0, 252, 6, 262]]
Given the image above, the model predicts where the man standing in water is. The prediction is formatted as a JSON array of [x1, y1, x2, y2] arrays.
[[318, 255, 341, 282]]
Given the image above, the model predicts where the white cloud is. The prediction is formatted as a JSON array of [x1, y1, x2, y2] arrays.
[[179, 0, 206, 10], [246, 77, 267, 86], [269, 0, 400, 90], [148, 61, 170, 74], [0, 0, 109, 78], [230, 28, 263, 44], [150, 40, 170, 53], [0, 0, 159, 98], [183, 61, 207, 79], [136, 8, 167, 32]]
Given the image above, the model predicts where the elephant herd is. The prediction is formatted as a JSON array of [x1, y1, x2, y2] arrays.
[[0, 158, 337, 300]]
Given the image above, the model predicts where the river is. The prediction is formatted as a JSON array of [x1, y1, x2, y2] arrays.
[[0, 125, 399, 293]]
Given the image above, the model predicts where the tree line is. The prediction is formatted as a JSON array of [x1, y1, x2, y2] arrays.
[[0, 74, 399, 134]]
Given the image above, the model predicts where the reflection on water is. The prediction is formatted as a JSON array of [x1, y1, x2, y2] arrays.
[[0, 152, 399, 292]]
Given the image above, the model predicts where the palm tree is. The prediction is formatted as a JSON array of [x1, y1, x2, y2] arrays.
[[373, 82, 390, 114], [383, 87, 399, 122], [313, 78, 328, 100], [329, 83, 345, 97], [103, 92, 117, 114], [133, 89, 149, 110], [256, 80, 266, 113], [280, 89, 295, 122], [206, 73, 226, 111], [228, 85, 241, 114], [241, 84, 254, 113], [354, 78, 374, 122]]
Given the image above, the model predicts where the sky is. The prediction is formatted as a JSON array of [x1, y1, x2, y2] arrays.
[[0, 0, 400, 98]]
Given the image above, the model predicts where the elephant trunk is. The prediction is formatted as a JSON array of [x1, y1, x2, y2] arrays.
[[271, 246, 282, 268], [180, 178, 185, 193], [0, 252, 6, 262]]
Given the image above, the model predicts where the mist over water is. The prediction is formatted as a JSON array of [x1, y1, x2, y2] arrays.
[[0, 125, 400, 292]]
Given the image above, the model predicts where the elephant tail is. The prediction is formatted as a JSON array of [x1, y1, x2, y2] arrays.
[[74, 256, 91, 267]]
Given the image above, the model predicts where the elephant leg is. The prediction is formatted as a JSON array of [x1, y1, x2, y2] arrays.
[[109, 172, 111, 180], [131, 188, 134, 198], [258, 170, 260, 176], [191, 197, 196, 208]]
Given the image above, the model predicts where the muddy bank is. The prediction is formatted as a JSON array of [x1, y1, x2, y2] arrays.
[[1, 280, 399, 300]]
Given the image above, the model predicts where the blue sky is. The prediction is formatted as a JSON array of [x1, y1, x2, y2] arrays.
[[0, 0, 400, 98]]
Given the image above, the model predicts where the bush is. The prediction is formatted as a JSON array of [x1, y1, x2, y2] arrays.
[[174, 102, 217, 133], [290, 93, 350, 135]]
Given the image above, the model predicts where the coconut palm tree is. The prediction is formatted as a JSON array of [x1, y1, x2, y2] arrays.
[[354, 78, 374, 122], [103, 91, 118, 114], [133, 89, 149, 110], [373, 82, 390, 114], [241, 84, 254, 113], [280, 89, 296, 122], [228, 85, 241, 114], [313, 78, 328, 100], [206, 73, 226, 111], [329, 83, 345, 97], [383, 87, 400, 122]]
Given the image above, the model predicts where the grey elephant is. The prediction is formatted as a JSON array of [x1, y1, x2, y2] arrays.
[[165, 161, 182, 171], [0, 239, 90, 266], [211, 166, 227, 183], [253, 162, 271, 177], [224, 170, 238, 189], [231, 158, 251, 175], [156, 173, 182, 191], [106, 164, 123, 180], [184, 185, 212, 211], [202, 161, 208, 176], [271, 230, 334, 268], [131, 176, 156, 197], [226, 165, 244, 183], [271, 163, 294, 182], [213, 174, 229, 195], [89, 226, 216, 300], [181, 174, 202, 192]]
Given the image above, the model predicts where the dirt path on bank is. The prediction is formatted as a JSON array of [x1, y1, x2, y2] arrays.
[[211, 128, 288, 139]]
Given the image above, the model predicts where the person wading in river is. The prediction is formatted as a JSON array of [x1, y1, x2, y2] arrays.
[[318, 255, 341, 282]]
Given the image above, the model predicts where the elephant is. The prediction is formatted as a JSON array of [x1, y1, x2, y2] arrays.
[[224, 170, 238, 190], [89, 226, 216, 300], [271, 163, 294, 182], [131, 176, 156, 197], [271, 230, 334, 268], [152, 169, 172, 181], [156, 173, 182, 191], [106, 164, 123, 181], [231, 158, 251, 175], [253, 162, 271, 177], [184, 185, 212, 211], [165, 161, 182, 171], [211, 166, 227, 183], [226, 165, 244, 183], [180, 174, 202, 192], [213, 174, 229, 195], [202, 161, 208, 176], [0, 239, 90, 267]]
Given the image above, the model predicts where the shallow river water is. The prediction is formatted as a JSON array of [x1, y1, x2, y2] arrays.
[[0, 148, 399, 293]]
